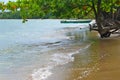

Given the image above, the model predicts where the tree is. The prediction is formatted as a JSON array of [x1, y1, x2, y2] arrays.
[[87, 0, 120, 38]]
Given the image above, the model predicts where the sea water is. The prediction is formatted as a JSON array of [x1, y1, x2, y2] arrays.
[[0, 19, 91, 80]]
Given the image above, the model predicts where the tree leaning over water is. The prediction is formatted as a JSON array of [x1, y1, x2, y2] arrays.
[[87, 0, 120, 38], [0, 0, 120, 38]]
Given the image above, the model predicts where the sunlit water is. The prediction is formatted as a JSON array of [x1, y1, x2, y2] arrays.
[[0, 19, 95, 80]]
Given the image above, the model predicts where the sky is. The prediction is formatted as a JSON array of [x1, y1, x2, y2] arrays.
[[0, 0, 16, 3]]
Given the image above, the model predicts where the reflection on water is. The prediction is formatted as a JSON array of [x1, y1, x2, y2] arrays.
[[66, 28, 89, 42]]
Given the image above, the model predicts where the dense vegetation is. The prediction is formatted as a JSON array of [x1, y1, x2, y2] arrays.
[[0, 0, 120, 38], [0, 0, 95, 19], [0, 0, 119, 19]]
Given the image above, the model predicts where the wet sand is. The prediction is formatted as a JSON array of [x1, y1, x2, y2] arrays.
[[84, 32, 120, 80]]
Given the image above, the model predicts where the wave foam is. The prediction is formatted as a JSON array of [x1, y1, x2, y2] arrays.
[[50, 53, 74, 65], [32, 66, 53, 80], [32, 44, 91, 80]]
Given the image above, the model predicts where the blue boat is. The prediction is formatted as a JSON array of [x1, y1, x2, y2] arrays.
[[61, 19, 91, 23]]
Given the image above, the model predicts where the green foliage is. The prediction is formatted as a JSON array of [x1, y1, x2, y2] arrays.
[[0, 0, 120, 22]]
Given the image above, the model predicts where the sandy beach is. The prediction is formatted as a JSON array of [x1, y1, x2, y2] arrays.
[[84, 32, 120, 80]]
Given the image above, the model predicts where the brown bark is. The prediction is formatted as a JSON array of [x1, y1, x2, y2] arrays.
[[90, 0, 120, 38]]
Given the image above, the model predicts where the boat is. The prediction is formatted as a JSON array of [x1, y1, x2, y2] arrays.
[[60, 19, 91, 23]]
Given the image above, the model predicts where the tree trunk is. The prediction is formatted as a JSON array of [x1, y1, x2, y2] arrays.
[[96, 20, 111, 38], [95, 0, 111, 38], [89, 0, 120, 38]]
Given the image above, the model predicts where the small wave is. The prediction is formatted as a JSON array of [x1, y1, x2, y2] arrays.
[[31, 53, 74, 80], [31, 44, 91, 80], [50, 53, 74, 65], [32, 66, 53, 80]]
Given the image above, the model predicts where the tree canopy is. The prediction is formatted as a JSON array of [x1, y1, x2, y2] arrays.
[[0, 0, 120, 20]]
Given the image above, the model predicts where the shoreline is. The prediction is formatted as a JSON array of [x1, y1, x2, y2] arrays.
[[84, 31, 120, 80]]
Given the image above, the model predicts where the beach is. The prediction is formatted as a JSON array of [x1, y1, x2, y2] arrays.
[[85, 33, 120, 80]]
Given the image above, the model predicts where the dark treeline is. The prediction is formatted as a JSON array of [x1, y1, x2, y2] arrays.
[[0, 11, 42, 19], [0, 11, 93, 19], [0, 11, 21, 19]]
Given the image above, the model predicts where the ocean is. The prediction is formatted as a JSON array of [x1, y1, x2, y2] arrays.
[[0, 19, 91, 80]]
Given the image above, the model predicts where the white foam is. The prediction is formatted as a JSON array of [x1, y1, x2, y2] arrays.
[[32, 52, 75, 80], [32, 44, 91, 80], [50, 53, 74, 65], [32, 66, 53, 80]]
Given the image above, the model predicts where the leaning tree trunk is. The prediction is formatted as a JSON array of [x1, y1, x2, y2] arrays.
[[93, 10, 111, 38], [96, 17, 111, 38], [91, 0, 111, 38], [90, 0, 120, 38], [91, 7, 120, 38]]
